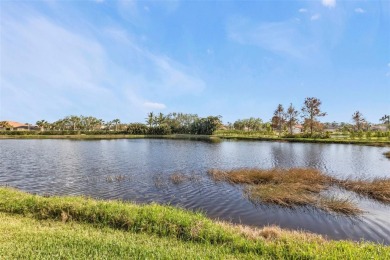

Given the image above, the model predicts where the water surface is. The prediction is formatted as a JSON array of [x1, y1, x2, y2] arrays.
[[1, 139, 389, 243]]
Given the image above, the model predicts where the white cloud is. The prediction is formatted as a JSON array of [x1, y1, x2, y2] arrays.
[[143, 102, 166, 110], [228, 18, 316, 60], [0, 10, 205, 122], [298, 8, 308, 13], [311, 14, 321, 21], [354, 8, 366, 14], [322, 0, 336, 8]]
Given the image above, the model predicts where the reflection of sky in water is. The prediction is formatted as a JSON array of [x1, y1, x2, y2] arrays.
[[0, 139, 389, 244]]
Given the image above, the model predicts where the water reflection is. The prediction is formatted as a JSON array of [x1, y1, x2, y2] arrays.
[[0, 139, 389, 244]]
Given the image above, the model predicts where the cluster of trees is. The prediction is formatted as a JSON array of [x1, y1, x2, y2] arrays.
[[5, 113, 222, 136], [143, 112, 222, 135], [230, 118, 263, 131], [228, 97, 388, 136], [35, 116, 122, 132], [261, 97, 326, 136], [2, 97, 388, 137]]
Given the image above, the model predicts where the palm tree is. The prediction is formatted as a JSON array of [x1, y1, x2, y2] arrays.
[[156, 113, 165, 126], [146, 112, 154, 127], [380, 115, 390, 128], [67, 115, 80, 131], [36, 120, 47, 131], [112, 119, 121, 131]]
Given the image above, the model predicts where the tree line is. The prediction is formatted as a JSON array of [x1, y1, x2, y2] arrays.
[[1, 97, 389, 136]]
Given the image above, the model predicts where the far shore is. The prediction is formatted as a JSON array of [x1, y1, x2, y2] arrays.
[[1, 133, 390, 147]]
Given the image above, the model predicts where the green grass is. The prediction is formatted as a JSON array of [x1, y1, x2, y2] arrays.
[[0, 187, 389, 259], [0, 134, 218, 142], [0, 212, 257, 259], [213, 134, 390, 147]]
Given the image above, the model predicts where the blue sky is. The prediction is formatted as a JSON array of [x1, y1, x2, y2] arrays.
[[1, 0, 389, 124]]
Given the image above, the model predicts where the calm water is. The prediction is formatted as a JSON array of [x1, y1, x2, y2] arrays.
[[1, 139, 389, 243]]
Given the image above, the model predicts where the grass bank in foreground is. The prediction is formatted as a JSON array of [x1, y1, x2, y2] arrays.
[[208, 168, 390, 215], [0, 187, 389, 259]]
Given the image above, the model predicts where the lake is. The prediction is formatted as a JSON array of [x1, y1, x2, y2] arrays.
[[0, 139, 389, 243]]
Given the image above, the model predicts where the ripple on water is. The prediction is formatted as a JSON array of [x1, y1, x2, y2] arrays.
[[0, 139, 389, 244]]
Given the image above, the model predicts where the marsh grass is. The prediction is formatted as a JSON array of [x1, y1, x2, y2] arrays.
[[169, 172, 202, 185], [106, 175, 126, 183], [341, 178, 390, 203], [169, 173, 188, 184], [1, 187, 389, 259], [317, 197, 363, 216], [208, 168, 364, 215], [384, 151, 390, 159]]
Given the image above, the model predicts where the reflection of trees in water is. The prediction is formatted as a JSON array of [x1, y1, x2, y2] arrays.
[[270, 143, 298, 168], [302, 144, 326, 169], [269, 143, 330, 171]]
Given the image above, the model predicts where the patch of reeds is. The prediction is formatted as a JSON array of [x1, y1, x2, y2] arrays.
[[169, 173, 188, 184], [317, 197, 362, 216], [169, 172, 202, 185], [208, 168, 363, 215], [384, 151, 390, 159], [340, 178, 390, 203], [105, 175, 126, 182]]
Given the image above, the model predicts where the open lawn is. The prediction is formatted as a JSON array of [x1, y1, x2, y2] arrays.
[[0, 187, 389, 259]]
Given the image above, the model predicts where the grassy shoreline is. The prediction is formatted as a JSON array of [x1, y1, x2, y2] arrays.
[[0, 187, 389, 259], [215, 135, 390, 146], [1, 133, 389, 146]]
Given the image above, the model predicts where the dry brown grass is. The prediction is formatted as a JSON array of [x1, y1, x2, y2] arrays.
[[208, 168, 363, 215], [216, 221, 325, 243], [245, 183, 316, 207], [208, 168, 333, 187], [170, 173, 187, 184], [341, 178, 390, 203], [317, 197, 363, 216]]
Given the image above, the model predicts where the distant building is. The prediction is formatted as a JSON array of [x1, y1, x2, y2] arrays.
[[371, 125, 388, 131], [1, 121, 38, 131], [292, 124, 303, 134]]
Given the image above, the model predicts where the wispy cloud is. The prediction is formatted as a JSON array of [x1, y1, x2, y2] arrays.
[[227, 17, 316, 60], [322, 0, 336, 8], [354, 8, 366, 14], [299, 8, 308, 13], [144, 102, 166, 110], [0, 7, 205, 121], [311, 14, 321, 21]]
